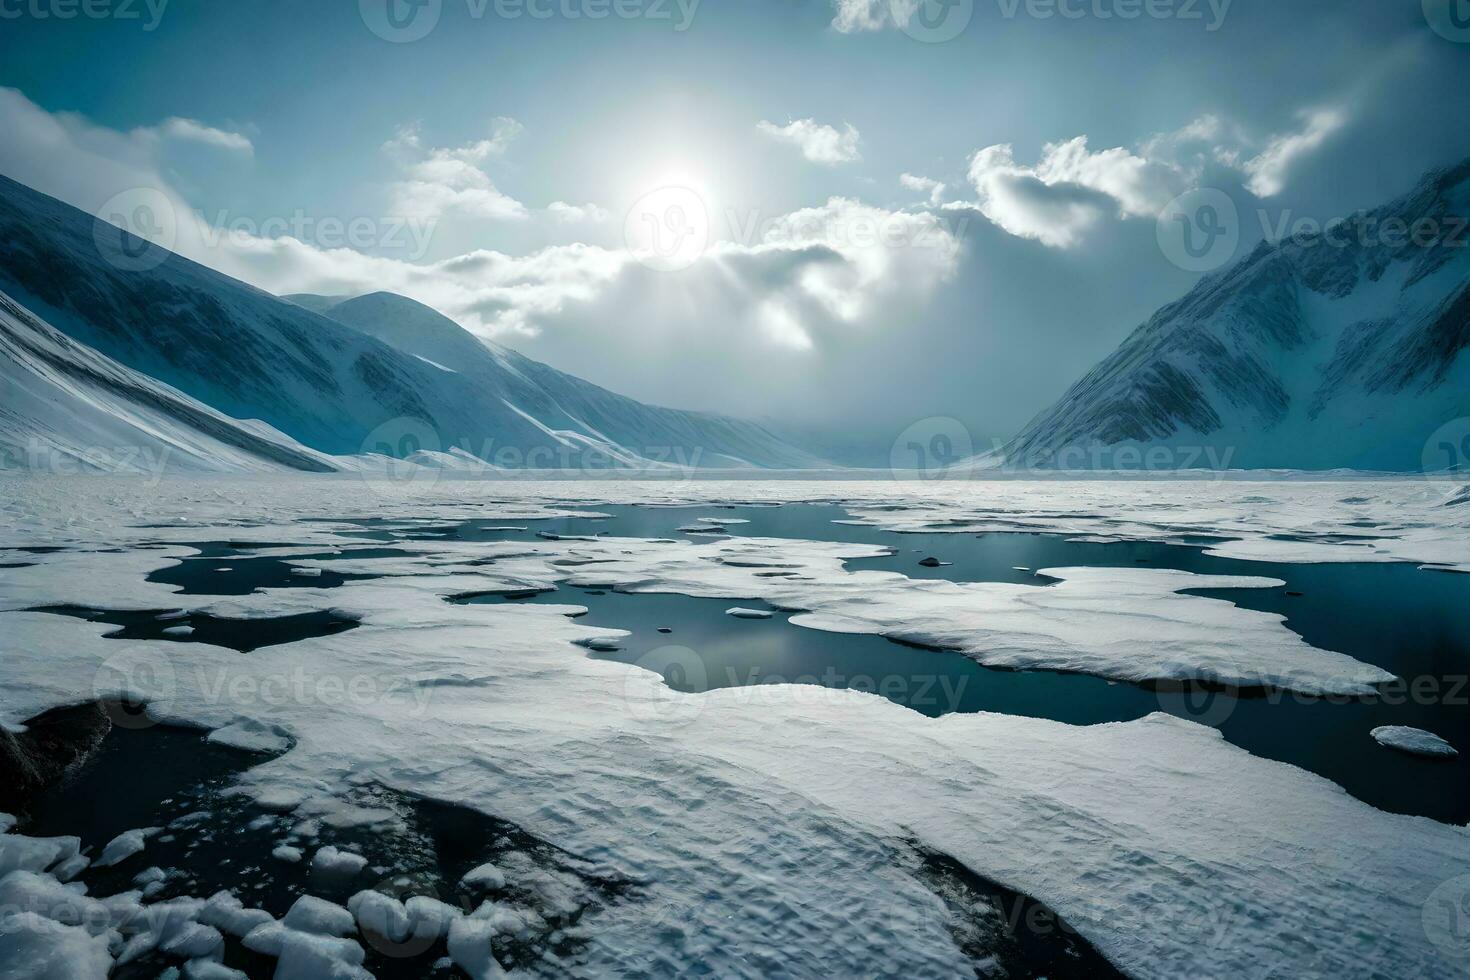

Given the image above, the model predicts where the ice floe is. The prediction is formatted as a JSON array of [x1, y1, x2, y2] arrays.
[[1371, 725, 1458, 758], [724, 607, 774, 620], [96, 826, 161, 867]]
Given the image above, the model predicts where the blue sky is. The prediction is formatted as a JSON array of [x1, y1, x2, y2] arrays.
[[2, 0, 1468, 457]]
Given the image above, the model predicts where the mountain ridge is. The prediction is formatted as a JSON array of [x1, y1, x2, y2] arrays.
[[996, 157, 1470, 472], [288, 290, 825, 469], [0, 288, 337, 473], [0, 174, 821, 470]]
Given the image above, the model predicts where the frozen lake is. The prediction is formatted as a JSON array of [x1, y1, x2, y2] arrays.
[[4, 476, 1470, 979]]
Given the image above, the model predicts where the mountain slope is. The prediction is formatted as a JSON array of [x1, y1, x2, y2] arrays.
[[999, 159, 1470, 471], [0, 174, 820, 470], [291, 291, 823, 469], [0, 289, 336, 473]]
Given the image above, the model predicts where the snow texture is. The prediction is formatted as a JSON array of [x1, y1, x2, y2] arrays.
[[1371, 725, 1458, 758], [2, 477, 1470, 978]]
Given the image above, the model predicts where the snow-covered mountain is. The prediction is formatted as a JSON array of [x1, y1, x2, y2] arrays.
[[0, 289, 337, 474], [999, 159, 1470, 471], [0, 175, 822, 471], [286, 290, 823, 469]]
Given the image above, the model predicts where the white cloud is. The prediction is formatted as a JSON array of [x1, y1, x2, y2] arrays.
[[829, 0, 921, 33], [1139, 108, 1349, 200], [0, 86, 959, 400], [900, 173, 946, 206], [149, 117, 254, 154], [958, 106, 1351, 246], [1242, 108, 1347, 198], [757, 118, 862, 166], [546, 201, 610, 224], [384, 119, 528, 222], [1030, 137, 1186, 217], [964, 141, 1181, 248], [736, 196, 963, 346]]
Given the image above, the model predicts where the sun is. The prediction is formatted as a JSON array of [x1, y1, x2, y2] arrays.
[[623, 169, 719, 272]]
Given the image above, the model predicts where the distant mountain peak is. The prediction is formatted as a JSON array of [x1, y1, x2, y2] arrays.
[[998, 157, 1470, 472], [0, 176, 823, 471]]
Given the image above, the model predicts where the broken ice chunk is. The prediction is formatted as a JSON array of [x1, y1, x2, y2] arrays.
[[461, 861, 507, 892], [725, 607, 774, 620], [1371, 726, 1457, 758], [282, 895, 357, 937], [96, 826, 161, 867], [349, 889, 412, 944], [207, 718, 292, 754], [311, 845, 368, 881], [447, 915, 504, 979]]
